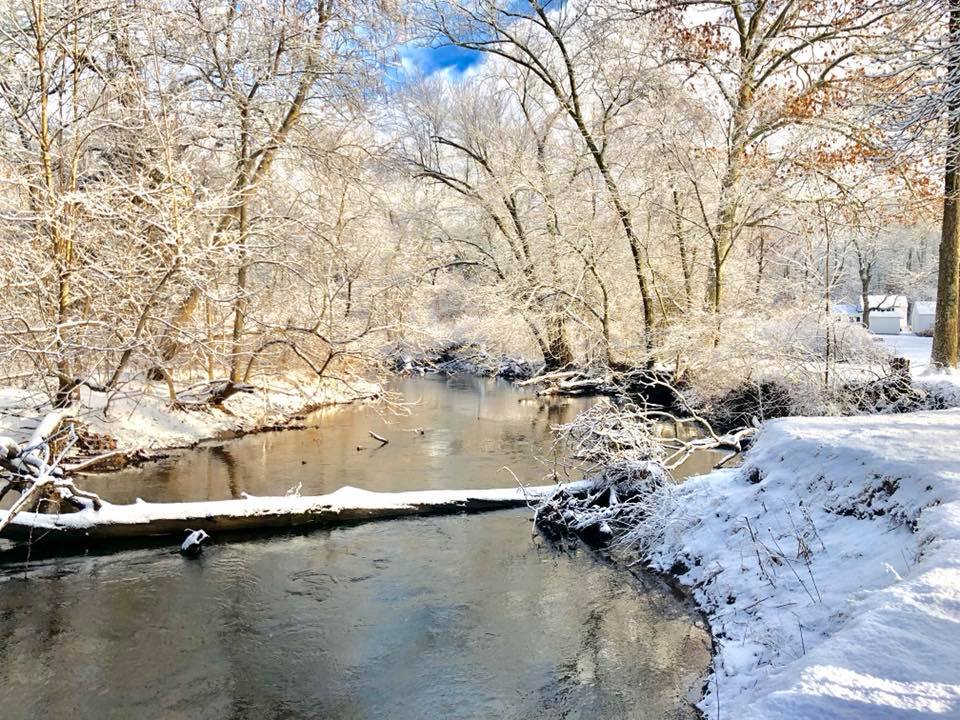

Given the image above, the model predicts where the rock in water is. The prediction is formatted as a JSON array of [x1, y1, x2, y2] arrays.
[[180, 528, 210, 557]]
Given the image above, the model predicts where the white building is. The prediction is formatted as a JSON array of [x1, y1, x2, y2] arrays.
[[909, 301, 936, 333], [833, 303, 861, 323], [860, 294, 908, 335]]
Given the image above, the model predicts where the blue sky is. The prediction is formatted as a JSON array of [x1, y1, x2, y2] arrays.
[[394, 0, 566, 79], [398, 44, 484, 77]]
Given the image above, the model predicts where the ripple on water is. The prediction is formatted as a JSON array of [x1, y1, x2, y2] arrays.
[[0, 377, 711, 719]]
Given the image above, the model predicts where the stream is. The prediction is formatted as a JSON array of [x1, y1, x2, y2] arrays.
[[0, 376, 712, 719]]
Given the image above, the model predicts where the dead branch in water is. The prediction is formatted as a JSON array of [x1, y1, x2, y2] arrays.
[[552, 395, 756, 477], [534, 461, 671, 550], [0, 411, 105, 534]]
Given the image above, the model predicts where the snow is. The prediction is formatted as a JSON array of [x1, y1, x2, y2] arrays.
[[861, 295, 908, 316], [878, 334, 935, 375], [0, 481, 592, 536], [634, 409, 960, 719], [0, 376, 380, 454], [877, 334, 960, 396]]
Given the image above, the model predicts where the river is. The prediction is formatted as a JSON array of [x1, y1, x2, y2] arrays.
[[0, 375, 712, 719]]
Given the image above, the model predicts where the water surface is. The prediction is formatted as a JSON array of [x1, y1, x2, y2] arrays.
[[0, 376, 711, 720], [82, 375, 596, 503]]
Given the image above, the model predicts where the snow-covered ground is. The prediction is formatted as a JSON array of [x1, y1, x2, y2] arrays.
[[877, 332, 960, 386], [877, 334, 935, 375], [0, 376, 379, 454], [636, 409, 960, 719]]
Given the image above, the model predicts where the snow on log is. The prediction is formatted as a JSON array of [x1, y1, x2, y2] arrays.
[[26, 409, 73, 450], [0, 481, 595, 543]]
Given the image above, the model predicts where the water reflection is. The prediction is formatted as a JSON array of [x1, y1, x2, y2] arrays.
[[0, 512, 709, 720], [0, 376, 713, 720], [80, 376, 597, 504]]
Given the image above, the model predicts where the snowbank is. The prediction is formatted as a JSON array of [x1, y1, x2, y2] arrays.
[[0, 376, 380, 455], [638, 409, 960, 718]]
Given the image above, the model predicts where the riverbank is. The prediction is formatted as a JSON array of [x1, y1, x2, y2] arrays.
[[568, 409, 960, 718], [0, 375, 381, 469]]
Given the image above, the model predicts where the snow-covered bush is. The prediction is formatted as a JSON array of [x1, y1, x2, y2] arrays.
[[661, 306, 895, 422]]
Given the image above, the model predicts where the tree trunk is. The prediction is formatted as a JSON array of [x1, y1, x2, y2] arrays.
[[229, 103, 252, 384], [860, 268, 872, 331], [544, 316, 574, 370], [823, 214, 832, 386], [229, 235, 249, 382], [588, 149, 655, 351], [755, 232, 766, 297], [524, 314, 552, 365], [707, 74, 753, 314], [148, 288, 201, 379], [537, 136, 574, 371], [597, 274, 613, 365], [674, 189, 696, 309], [933, 166, 960, 367], [932, 0, 960, 369]]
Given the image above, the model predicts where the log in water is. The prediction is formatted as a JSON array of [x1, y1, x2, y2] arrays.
[[0, 482, 592, 543]]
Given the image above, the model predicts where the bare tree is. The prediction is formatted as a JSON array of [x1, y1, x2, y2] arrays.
[[423, 0, 661, 350], [628, 0, 895, 317]]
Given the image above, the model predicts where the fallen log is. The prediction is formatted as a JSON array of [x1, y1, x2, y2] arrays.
[[516, 369, 581, 387], [176, 379, 256, 408], [0, 481, 594, 545], [536, 376, 609, 397], [519, 365, 684, 407]]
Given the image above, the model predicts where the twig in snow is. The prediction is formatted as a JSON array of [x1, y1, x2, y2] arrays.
[[368, 431, 389, 445], [742, 594, 774, 612], [794, 613, 806, 656], [900, 549, 913, 575], [767, 529, 821, 604], [715, 666, 721, 720], [744, 517, 776, 588]]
